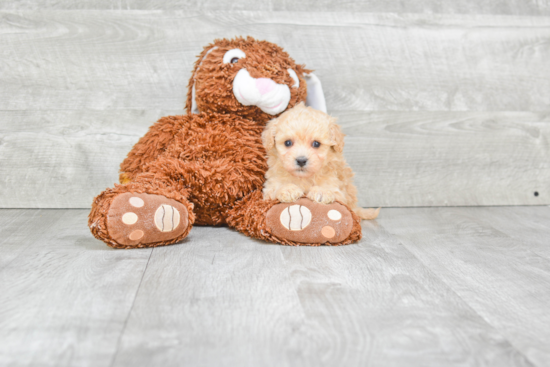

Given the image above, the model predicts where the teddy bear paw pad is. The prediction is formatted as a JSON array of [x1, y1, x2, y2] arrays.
[[106, 193, 188, 247], [266, 198, 353, 244]]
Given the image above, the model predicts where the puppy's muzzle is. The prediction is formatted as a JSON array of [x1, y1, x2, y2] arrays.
[[296, 157, 308, 167]]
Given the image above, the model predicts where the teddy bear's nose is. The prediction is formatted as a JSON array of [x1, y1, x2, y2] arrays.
[[255, 78, 276, 95]]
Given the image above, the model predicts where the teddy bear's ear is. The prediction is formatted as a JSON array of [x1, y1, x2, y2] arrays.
[[190, 85, 199, 114], [187, 45, 219, 114], [304, 73, 327, 113]]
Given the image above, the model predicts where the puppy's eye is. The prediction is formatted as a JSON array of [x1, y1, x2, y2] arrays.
[[312, 141, 321, 148], [284, 140, 293, 147], [231, 57, 239, 64]]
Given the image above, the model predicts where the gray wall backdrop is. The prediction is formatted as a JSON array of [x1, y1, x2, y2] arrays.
[[1, 1, 549, 208]]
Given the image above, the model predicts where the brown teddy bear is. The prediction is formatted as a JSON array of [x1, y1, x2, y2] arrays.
[[88, 36, 362, 248]]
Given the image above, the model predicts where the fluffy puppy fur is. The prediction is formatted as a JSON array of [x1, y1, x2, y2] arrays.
[[262, 103, 379, 220]]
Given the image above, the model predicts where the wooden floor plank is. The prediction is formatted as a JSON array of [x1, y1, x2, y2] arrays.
[[0, 209, 151, 367], [449, 206, 550, 260], [110, 226, 308, 367], [1, 11, 549, 112], [275, 221, 532, 367], [2, 110, 548, 208], [379, 207, 550, 367], [0, 210, 28, 238], [0, 109, 180, 209], [3, 0, 550, 15], [0, 209, 67, 269], [2, 208, 548, 366], [112, 223, 531, 366], [339, 111, 550, 207]]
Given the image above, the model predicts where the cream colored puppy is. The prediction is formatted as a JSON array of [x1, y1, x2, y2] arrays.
[[262, 102, 379, 220]]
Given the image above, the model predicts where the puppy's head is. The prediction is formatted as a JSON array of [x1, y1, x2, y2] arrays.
[[262, 102, 345, 178]]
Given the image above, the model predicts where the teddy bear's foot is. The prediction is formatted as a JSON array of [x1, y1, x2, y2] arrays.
[[266, 198, 354, 244], [106, 192, 189, 247]]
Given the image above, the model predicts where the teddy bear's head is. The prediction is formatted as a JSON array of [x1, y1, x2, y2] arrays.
[[186, 36, 326, 124]]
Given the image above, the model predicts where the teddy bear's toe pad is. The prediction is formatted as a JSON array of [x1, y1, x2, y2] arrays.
[[266, 198, 353, 244], [107, 193, 188, 247]]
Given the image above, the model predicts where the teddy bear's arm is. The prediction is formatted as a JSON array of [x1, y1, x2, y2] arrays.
[[119, 115, 189, 183]]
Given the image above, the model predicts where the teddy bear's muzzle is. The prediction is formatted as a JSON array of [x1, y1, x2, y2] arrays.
[[232, 69, 291, 115]]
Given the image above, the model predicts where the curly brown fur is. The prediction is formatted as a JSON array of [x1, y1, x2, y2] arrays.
[[88, 174, 195, 249], [186, 36, 310, 124], [119, 115, 190, 182], [89, 37, 362, 248], [226, 191, 362, 246]]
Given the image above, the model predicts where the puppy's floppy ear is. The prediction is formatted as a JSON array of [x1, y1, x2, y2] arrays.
[[329, 119, 345, 153], [262, 118, 278, 151]]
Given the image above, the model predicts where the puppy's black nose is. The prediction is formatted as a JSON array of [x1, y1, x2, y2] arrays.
[[296, 157, 308, 167]]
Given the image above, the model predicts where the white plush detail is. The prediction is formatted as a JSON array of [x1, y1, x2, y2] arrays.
[[287, 69, 299, 88], [327, 209, 342, 221], [279, 205, 312, 231], [223, 49, 246, 64], [191, 85, 199, 114], [154, 205, 180, 232], [200, 46, 218, 67], [190, 49, 327, 115], [129, 197, 144, 208], [304, 73, 327, 113], [190, 46, 218, 114], [129, 230, 144, 241], [122, 212, 138, 225], [233, 69, 291, 115]]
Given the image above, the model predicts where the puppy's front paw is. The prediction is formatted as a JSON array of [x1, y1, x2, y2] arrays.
[[276, 185, 304, 203], [307, 186, 336, 204]]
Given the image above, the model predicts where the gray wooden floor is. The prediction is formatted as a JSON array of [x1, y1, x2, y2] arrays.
[[1, 207, 549, 367]]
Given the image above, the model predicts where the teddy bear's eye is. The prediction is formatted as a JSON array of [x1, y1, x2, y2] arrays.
[[223, 49, 246, 64], [312, 141, 321, 148], [284, 140, 293, 147]]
